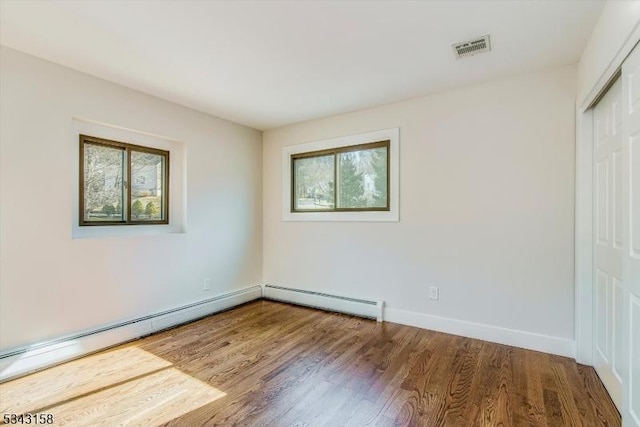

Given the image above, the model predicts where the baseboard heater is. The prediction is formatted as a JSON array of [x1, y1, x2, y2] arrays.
[[0, 285, 262, 382], [262, 284, 383, 322]]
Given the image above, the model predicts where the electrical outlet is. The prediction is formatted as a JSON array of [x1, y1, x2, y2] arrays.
[[429, 286, 439, 300], [203, 278, 211, 291]]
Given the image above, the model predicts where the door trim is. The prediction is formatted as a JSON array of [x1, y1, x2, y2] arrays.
[[575, 107, 595, 364]]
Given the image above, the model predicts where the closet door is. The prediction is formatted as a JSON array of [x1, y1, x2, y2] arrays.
[[593, 77, 624, 409], [622, 43, 640, 427]]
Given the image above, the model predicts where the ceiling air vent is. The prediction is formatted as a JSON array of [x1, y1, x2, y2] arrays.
[[453, 35, 491, 59]]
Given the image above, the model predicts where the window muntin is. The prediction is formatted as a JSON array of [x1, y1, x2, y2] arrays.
[[80, 135, 169, 226], [291, 140, 389, 212]]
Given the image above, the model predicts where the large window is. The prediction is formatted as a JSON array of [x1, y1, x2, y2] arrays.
[[79, 135, 169, 226], [291, 140, 389, 212]]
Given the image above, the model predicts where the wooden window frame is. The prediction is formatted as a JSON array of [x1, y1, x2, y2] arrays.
[[290, 140, 390, 213], [79, 134, 170, 226]]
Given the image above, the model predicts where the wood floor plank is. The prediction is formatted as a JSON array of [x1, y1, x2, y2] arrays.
[[0, 301, 620, 427], [550, 359, 584, 426], [511, 349, 547, 426]]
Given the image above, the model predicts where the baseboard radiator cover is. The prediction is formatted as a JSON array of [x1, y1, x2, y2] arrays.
[[0, 285, 262, 382], [263, 284, 383, 322]]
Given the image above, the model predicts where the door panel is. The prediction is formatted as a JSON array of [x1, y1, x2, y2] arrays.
[[593, 76, 623, 409], [632, 135, 640, 262], [596, 159, 609, 246], [596, 269, 609, 361], [631, 295, 640, 426], [622, 44, 640, 427], [613, 149, 623, 249], [613, 276, 624, 383]]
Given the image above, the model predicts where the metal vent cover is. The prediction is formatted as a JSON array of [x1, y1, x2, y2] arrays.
[[453, 35, 491, 59]]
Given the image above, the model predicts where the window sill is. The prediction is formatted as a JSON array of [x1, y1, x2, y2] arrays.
[[283, 210, 398, 222], [72, 223, 185, 239]]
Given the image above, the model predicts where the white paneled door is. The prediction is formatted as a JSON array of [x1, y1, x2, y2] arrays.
[[622, 44, 640, 427], [594, 76, 624, 409], [594, 43, 640, 427]]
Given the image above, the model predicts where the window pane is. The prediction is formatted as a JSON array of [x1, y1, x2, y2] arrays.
[[83, 143, 125, 222], [131, 151, 166, 221], [368, 146, 388, 208], [337, 146, 387, 209], [293, 155, 335, 210]]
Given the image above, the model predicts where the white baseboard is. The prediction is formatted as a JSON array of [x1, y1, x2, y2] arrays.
[[384, 308, 576, 359], [0, 285, 576, 382], [0, 285, 262, 382]]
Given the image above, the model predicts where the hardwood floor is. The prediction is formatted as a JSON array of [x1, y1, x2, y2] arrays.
[[0, 300, 620, 426]]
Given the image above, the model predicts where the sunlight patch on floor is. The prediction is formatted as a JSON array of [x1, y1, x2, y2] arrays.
[[0, 346, 226, 426], [0, 346, 171, 414], [51, 367, 226, 426]]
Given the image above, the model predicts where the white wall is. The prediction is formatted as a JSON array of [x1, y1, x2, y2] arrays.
[[577, 1, 640, 107], [0, 47, 263, 351], [263, 65, 577, 352]]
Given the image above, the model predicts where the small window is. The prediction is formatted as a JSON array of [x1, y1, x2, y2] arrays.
[[291, 140, 389, 212], [79, 135, 169, 226]]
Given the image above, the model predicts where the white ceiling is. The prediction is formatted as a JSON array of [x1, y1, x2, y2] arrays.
[[0, 0, 604, 130]]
